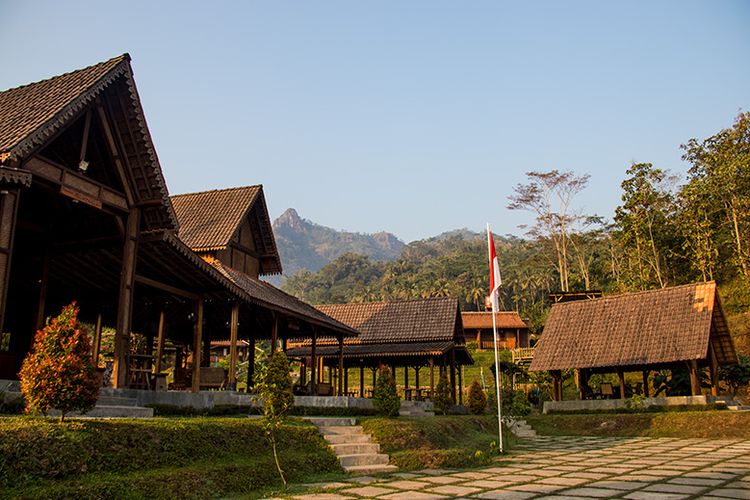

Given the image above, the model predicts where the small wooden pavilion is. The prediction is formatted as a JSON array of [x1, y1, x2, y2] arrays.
[[287, 297, 473, 403], [461, 311, 530, 350], [529, 282, 738, 400], [0, 55, 356, 392]]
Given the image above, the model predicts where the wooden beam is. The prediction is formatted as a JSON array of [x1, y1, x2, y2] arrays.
[[642, 370, 650, 398], [97, 102, 134, 206], [0, 189, 20, 333], [270, 313, 278, 353], [360, 365, 365, 397], [688, 360, 701, 397], [338, 335, 344, 396], [154, 310, 166, 374], [228, 302, 240, 390], [248, 336, 256, 390], [429, 357, 435, 397], [79, 109, 92, 163], [449, 349, 457, 403], [709, 343, 719, 397], [458, 365, 463, 405], [112, 208, 140, 388], [33, 252, 50, 333], [191, 298, 204, 393], [135, 274, 200, 300], [92, 313, 103, 367], [309, 328, 317, 395], [618, 369, 626, 399]]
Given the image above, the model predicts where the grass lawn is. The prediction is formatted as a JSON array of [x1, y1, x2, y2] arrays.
[[526, 410, 750, 439], [0, 416, 342, 499]]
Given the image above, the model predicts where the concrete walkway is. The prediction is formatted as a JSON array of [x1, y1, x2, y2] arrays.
[[288, 436, 750, 499]]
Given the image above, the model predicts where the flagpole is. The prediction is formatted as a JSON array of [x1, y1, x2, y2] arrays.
[[487, 224, 503, 453]]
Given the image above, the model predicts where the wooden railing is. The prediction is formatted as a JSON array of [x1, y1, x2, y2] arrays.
[[511, 347, 535, 364]]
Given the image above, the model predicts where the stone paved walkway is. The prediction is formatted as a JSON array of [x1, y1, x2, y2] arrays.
[[287, 436, 750, 499]]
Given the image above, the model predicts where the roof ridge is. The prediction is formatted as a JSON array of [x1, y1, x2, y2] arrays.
[[170, 185, 263, 199], [0, 54, 129, 94], [317, 296, 456, 308], [554, 281, 715, 307]]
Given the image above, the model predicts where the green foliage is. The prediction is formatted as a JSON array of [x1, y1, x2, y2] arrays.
[[719, 354, 750, 396], [373, 365, 400, 417], [467, 380, 487, 415], [433, 371, 452, 415], [19, 302, 99, 422], [488, 388, 532, 417]]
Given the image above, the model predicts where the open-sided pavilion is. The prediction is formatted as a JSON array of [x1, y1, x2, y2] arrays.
[[529, 281, 738, 401]]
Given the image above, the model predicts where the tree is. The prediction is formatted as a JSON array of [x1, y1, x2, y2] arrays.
[[467, 380, 487, 415], [676, 178, 719, 282], [719, 354, 750, 397], [19, 302, 99, 422], [433, 371, 452, 415], [256, 351, 294, 486], [508, 170, 590, 292], [373, 365, 400, 417]]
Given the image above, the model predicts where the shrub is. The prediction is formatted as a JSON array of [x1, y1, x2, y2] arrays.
[[19, 302, 99, 422], [487, 388, 531, 417], [256, 350, 294, 485], [433, 371, 452, 415], [467, 380, 487, 415], [373, 365, 400, 417]]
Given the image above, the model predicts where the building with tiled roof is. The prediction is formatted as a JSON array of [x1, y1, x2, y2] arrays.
[[461, 311, 530, 350]]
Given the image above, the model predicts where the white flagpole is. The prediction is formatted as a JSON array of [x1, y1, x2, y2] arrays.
[[487, 224, 503, 453]]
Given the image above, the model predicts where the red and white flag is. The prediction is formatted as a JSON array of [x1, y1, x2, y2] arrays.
[[487, 224, 502, 311]]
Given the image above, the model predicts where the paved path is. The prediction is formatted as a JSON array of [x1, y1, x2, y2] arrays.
[[289, 436, 750, 499]]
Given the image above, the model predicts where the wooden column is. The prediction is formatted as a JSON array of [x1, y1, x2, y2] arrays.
[[33, 252, 50, 333], [415, 366, 420, 391], [458, 365, 463, 405], [689, 360, 701, 396], [191, 298, 204, 393], [309, 328, 317, 395], [228, 302, 240, 390], [112, 207, 140, 389], [92, 313, 103, 367], [642, 370, 650, 398], [429, 357, 435, 396], [372, 367, 377, 394], [359, 365, 365, 397], [337, 335, 344, 396], [248, 336, 256, 389], [551, 370, 563, 401], [344, 367, 349, 396], [449, 349, 457, 403], [709, 344, 719, 397], [404, 365, 409, 389], [0, 188, 21, 334], [270, 313, 278, 353], [577, 368, 587, 400], [153, 310, 166, 374], [617, 369, 626, 399]]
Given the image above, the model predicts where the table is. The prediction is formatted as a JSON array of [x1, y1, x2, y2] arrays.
[[128, 353, 153, 390]]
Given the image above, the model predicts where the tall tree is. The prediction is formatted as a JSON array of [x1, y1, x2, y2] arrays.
[[508, 170, 590, 292]]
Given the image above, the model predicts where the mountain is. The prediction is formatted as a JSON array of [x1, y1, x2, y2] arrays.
[[272, 208, 406, 277]]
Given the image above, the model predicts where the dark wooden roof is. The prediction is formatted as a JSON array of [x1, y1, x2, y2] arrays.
[[287, 341, 473, 364], [462, 311, 527, 330], [171, 185, 282, 274], [0, 54, 176, 230], [0, 166, 32, 187], [530, 282, 738, 372]]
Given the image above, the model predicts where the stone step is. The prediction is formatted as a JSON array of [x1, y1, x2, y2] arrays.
[[339, 453, 390, 468], [318, 425, 364, 435], [304, 417, 357, 427], [324, 433, 373, 444], [728, 405, 750, 411], [96, 396, 139, 407], [330, 443, 380, 455], [344, 464, 399, 475], [398, 410, 435, 417]]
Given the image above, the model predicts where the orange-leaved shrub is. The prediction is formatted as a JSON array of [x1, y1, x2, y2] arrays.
[[19, 302, 99, 422]]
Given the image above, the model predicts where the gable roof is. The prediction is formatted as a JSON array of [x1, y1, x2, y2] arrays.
[[316, 297, 464, 345], [462, 311, 528, 330], [529, 281, 738, 372], [0, 54, 176, 230], [171, 185, 282, 274]]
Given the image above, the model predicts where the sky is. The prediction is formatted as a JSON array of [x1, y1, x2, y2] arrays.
[[1, 1, 749, 243]]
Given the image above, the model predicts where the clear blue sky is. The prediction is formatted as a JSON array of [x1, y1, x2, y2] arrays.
[[1, 1, 748, 242]]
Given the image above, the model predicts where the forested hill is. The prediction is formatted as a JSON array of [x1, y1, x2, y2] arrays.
[[272, 208, 405, 277]]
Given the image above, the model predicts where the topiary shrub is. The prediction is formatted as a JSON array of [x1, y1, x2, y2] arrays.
[[19, 302, 99, 422], [467, 380, 487, 415], [373, 365, 400, 417], [433, 371, 452, 415]]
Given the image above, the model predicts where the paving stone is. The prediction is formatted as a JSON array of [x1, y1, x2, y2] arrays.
[[586, 480, 650, 491], [381, 480, 430, 490], [379, 492, 449, 500], [419, 475, 464, 484], [622, 493, 689, 500], [487, 474, 539, 483], [522, 468, 566, 477], [588, 466, 638, 474], [339, 486, 396, 497], [633, 468, 683, 477], [562, 472, 611, 480], [416, 469, 456, 476], [535, 477, 589, 487], [507, 483, 565, 494], [686, 471, 739, 480], [427, 484, 483, 496], [555, 487, 625, 498], [293, 495, 356, 500], [303, 482, 351, 490], [724, 480, 750, 489], [474, 491, 537, 500], [482, 466, 525, 474], [346, 476, 378, 484], [450, 471, 496, 479], [391, 472, 422, 479], [545, 465, 586, 472], [704, 489, 750, 499], [668, 477, 724, 487], [641, 483, 708, 495]]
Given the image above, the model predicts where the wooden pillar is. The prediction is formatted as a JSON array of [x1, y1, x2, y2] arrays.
[[359, 365, 365, 397], [33, 252, 50, 332], [429, 357, 435, 395], [300, 359, 306, 386], [282, 337, 287, 353], [92, 313, 103, 367], [415, 366, 420, 390], [476, 329, 481, 346], [337, 335, 344, 396], [642, 370, 650, 398], [344, 367, 349, 396], [551, 370, 563, 401], [449, 349, 457, 403], [191, 297, 204, 393], [228, 302, 240, 390], [270, 313, 278, 353], [404, 365, 409, 389], [458, 365, 463, 405], [372, 367, 377, 394], [617, 369, 626, 399], [153, 310, 166, 374], [310, 328, 317, 395], [689, 360, 701, 396], [0, 188, 21, 334], [709, 344, 719, 397], [577, 368, 586, 400], [112, 207, 140, 389], [247, 336, 255, 389]]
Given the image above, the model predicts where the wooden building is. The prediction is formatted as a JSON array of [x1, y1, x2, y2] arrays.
[[529, 282, 738, 401], [287, 297, 473, 403], [0, 55, 356, 392], [461, 311, 529, 350]]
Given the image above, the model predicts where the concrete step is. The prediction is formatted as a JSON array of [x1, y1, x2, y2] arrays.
[[344, 464, 399, 475], [304, 417, 357, 427], [324, 433, 373, 444], [96, 396, 138, 407], [330, 443, 380, 455], [49, 405, 154, 418], [399, 410, 435, 417], [339, 453, 390, 468], [728, 405, 750, 411], [318, 425, 364, 435]]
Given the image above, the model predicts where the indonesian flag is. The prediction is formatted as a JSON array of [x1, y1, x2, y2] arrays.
[[487, 224, 502, 311]]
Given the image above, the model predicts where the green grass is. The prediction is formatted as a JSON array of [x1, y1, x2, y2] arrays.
[[361, 415, 514, 470], [0, 416, 342, 499], [527, 410, 750, 439]]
